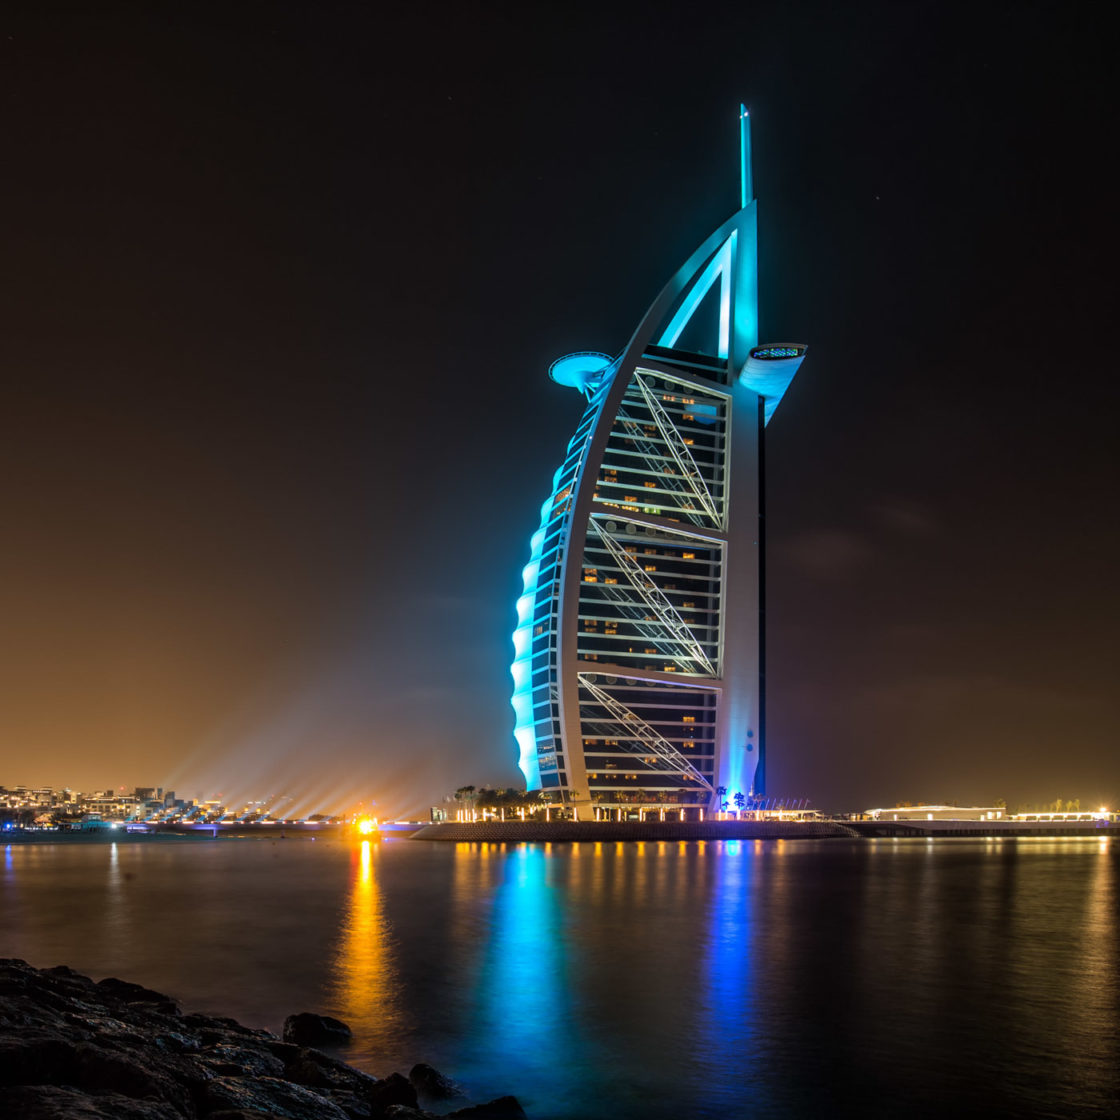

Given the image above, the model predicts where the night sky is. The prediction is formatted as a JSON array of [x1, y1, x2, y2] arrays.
[[1, 2, 1115, 816]]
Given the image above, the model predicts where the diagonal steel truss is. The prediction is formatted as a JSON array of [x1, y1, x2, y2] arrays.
[[613, 405, 709, 528], [588, 519, 715, 675], [594, 581, 705, 674], [630, 373, 720, 524], [579, 674, 714, 792]]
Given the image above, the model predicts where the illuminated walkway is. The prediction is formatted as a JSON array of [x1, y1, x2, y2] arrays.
[[412, 820, 858, 842]]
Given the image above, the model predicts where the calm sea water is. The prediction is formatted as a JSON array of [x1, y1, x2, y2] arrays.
[[2, 836, 1117, 1119]]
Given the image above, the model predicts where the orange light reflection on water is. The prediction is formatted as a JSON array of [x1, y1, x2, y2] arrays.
[[328, 839, 403, 1062]]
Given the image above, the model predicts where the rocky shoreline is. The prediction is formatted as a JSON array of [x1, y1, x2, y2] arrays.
[[0, 959, 526, 1119]]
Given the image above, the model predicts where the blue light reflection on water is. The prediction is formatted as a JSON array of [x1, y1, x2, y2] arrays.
[[698, 840, 762, 1113]]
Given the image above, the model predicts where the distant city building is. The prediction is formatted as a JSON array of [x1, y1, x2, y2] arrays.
[[511, 111, 805, 811]]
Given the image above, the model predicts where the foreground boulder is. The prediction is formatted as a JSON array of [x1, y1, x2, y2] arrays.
[[0, 959, 528, 1119], [447, 1098, 528, 1119], [283, 1011, 353, 1048], [370, 1071, 419, 1116], [410, 1061, 466, 1102], [0, 1085, 183, 1119]]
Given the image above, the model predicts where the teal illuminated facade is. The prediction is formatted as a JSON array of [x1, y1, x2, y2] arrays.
[[511, 111, 805, 810]]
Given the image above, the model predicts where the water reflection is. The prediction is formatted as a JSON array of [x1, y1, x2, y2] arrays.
[[699, 841, 759, 1102], [464, 845, 588, 1106], [328, 840, 404, 1063], [2, 836, 1118, 1119]]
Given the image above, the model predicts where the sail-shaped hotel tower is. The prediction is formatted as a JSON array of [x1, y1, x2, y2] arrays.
[[511, 111, 805, 812]]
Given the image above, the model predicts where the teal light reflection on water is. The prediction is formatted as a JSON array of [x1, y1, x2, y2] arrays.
[[464, 845, 587, 1098]]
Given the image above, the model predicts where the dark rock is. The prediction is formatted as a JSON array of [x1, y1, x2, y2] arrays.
[[207, 1112, 295, 1120], [201, 1074, 351, 1119], [0, 1084, 185, 1118], [369, 1071, 418, 1117], [282, 1012, 352, 1048], [0, 1034, 80, 1086], [155, 1031, 202, 1054], [183, 1013, 269, 1039], [264, 1040, 304, 1063], [328, 1087, 375, 1119], [286, 1047, 376, 1095], [196, 1042, 287, 1079], [75, 1019, 152, 1051], [447, 1097, 528, 1119], [96, 976, 180, 1014], [73, 1042, 194, 1114], [283, 1052, 327, 1088], [206, 1112, 280, 1120], [0, 963, 520, 1120], [44, 965, 94, 984], [409, 1062, 465, 1102], [197, 1028, 239, 1048]]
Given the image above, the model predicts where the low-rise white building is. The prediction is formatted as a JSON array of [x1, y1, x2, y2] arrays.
[[866, 805, 1005, 822]]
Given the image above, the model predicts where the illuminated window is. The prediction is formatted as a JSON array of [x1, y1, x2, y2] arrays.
[[683, 715, 695, 723], [644, 565, 656, 572], [682, 552, 695, 560], [683, 438, 694, 446], [683, 413, 695, 421], [604, 577, 618, 584], [644, 481, 656, 488]]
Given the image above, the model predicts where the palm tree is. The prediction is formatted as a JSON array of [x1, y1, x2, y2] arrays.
[[715, 786, 728, 814], [733, 791, 746, 817]]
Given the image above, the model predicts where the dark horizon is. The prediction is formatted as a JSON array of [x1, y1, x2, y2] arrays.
[[1, 3, 1116, 816]]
